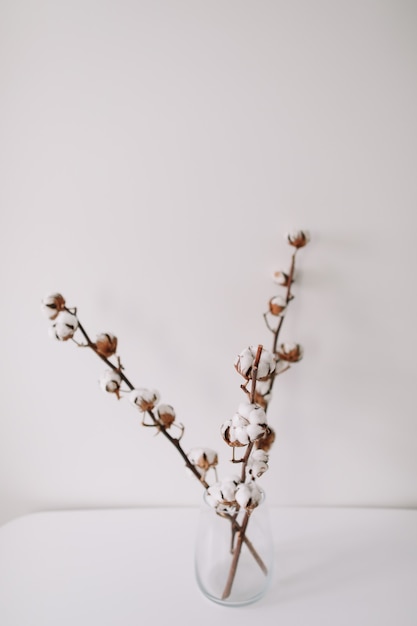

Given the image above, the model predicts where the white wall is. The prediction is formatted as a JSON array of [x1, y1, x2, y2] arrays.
[[1, 0, 416, 526]]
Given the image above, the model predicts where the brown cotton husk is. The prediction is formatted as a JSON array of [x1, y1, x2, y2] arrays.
[[268, 297, 286, 316], [277, 343, 303, 362], [255, 427, 276, 452], [221, 424, 247, 447], [272, 270, 291, 287], [158, 405, 175, 428], [95, 333, 118, 358], [287, 231, 309, 248]]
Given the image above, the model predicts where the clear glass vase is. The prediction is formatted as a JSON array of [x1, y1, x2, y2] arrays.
[[194, 491, 274, 606]]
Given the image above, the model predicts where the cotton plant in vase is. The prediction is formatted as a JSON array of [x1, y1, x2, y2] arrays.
[[41, 230, 309, 606]]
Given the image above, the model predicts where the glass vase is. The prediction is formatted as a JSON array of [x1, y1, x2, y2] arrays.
[[194, 491, 274, 606]]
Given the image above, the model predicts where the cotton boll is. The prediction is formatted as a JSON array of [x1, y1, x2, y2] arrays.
[[255, 380, 271, 396], [247, 451, 269, 479], [255, 427, 276, 452], [50, 324, 74, 341], [221, 416, 249, 447], [206, 476, 241, 507], [56, 310, 78, 330], [257, 349, 277, 380], [272, 271, 290, 286], [128, 388, 160, 411], [41, 293, 66, 319], [237, 402, 253, 420], [99, 369, 122, 397], [251, 449, 269, 464], [188, 448, 218, 471], [223, 403, 268, 446], [202, 449, 218, 467], [286, 229, 310, 248], [235, 426, 250, 445], [238, 403, 267, 427], [247, 460, 268, 478], [235, 482, 263, 510], [246, 423, 266, 442], [234, 347, 255, 378], [235, 346, 276, 381], [215, 503, 237, 515], [206, 482, 228, 507], [157, 404, 176, 427], [206, 486, 222, 508], [50, 310, 78, 341], [268, 295, 286, 316], [248, 405, 267, 426], [219, 478, 239, 503], [277, 342, 303, 362], [95, 333, 118, 358]]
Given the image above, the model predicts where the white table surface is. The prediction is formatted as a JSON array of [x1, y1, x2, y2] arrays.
[[0, 506, 416, 626]]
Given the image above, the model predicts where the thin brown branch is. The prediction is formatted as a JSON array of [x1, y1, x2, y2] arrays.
[[222, 510, 251, 599], [219, 512, 267, 572], [272, 250, 298, 368], [249, 344, 263, 404]]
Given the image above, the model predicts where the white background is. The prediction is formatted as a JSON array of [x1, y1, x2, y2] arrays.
[[1, 0, 416, 526]]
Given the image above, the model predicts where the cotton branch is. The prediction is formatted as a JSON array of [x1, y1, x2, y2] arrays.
[[41, 229, 310, 603]]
